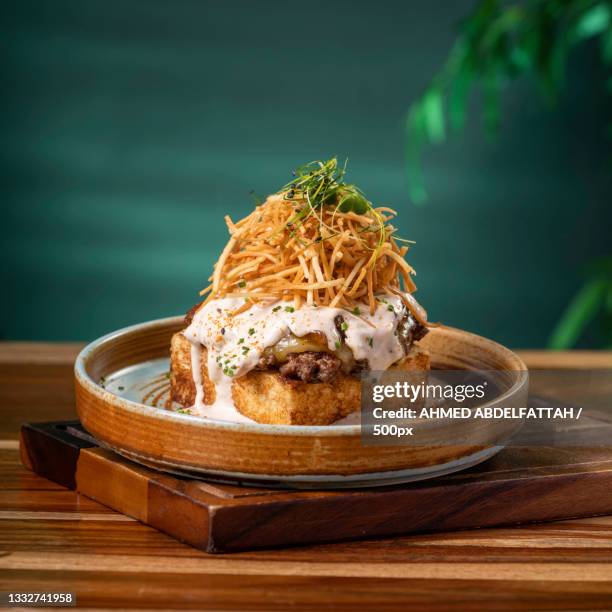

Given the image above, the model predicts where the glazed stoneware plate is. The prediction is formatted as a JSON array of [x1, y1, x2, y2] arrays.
[[75, 317, 528, 488]]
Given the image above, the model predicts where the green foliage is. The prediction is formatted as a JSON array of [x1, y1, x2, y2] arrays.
[[549, 277, 608, 348], [549, 258, 612, 348], [406, 0, 612, 203], [407, 0, 612, 348]]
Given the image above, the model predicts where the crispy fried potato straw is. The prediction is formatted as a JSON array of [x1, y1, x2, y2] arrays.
[[203, 193, 418, 313]]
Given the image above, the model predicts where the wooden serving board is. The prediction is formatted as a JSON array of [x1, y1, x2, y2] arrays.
[[20, 416, 612, 554]]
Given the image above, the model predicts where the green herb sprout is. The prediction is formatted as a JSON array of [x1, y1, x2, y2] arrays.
[[279, 157, 371, 214]]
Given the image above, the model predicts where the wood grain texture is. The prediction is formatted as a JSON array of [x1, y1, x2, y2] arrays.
[[18, 420, 612, 553], [1, 342, 612, 609]]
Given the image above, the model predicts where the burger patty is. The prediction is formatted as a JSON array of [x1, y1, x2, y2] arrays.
[[396, 313, 428, 354], [184, 302, 201, 326], [278, 352, 342, 384]]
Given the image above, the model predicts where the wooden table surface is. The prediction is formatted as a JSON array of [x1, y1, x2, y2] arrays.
[[1, 343, 612, 610]]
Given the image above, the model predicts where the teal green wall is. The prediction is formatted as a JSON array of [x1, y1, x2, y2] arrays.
[[2, 1, 610, 347]]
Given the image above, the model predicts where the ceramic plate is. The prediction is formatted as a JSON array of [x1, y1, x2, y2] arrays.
[[75, 317, 528, 488]]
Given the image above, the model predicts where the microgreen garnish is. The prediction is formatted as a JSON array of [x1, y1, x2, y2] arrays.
[[279, 158, 371, 215]]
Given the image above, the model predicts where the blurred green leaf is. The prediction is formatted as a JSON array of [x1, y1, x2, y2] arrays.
[[449, 74, 472, 131], [572, 2, 611, 41], [508, 44, 532, 74], [405, 106, 428, 204], [533, 3, 563, 102], [483, 69, 502, 132], [484, 5, 524, 47], [422, 88, 446, 143], [449, 48, 474, 131], [548, 279, 608, 349], [462, 0, 500, 38]]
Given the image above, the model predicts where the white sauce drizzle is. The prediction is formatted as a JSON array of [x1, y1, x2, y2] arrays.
[[182, 294, 426, 422], [190, 343, 204, 412]]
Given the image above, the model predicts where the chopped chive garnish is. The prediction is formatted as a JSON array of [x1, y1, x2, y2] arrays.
[[340, 321, 349, 331], [284, 306, 295, 313], [248, 327, 255, 335]]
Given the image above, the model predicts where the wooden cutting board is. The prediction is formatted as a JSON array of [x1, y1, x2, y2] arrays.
[[20, 416, 612, 554]]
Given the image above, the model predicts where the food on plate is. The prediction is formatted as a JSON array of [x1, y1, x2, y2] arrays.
[[170, 158, 430, 425]]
